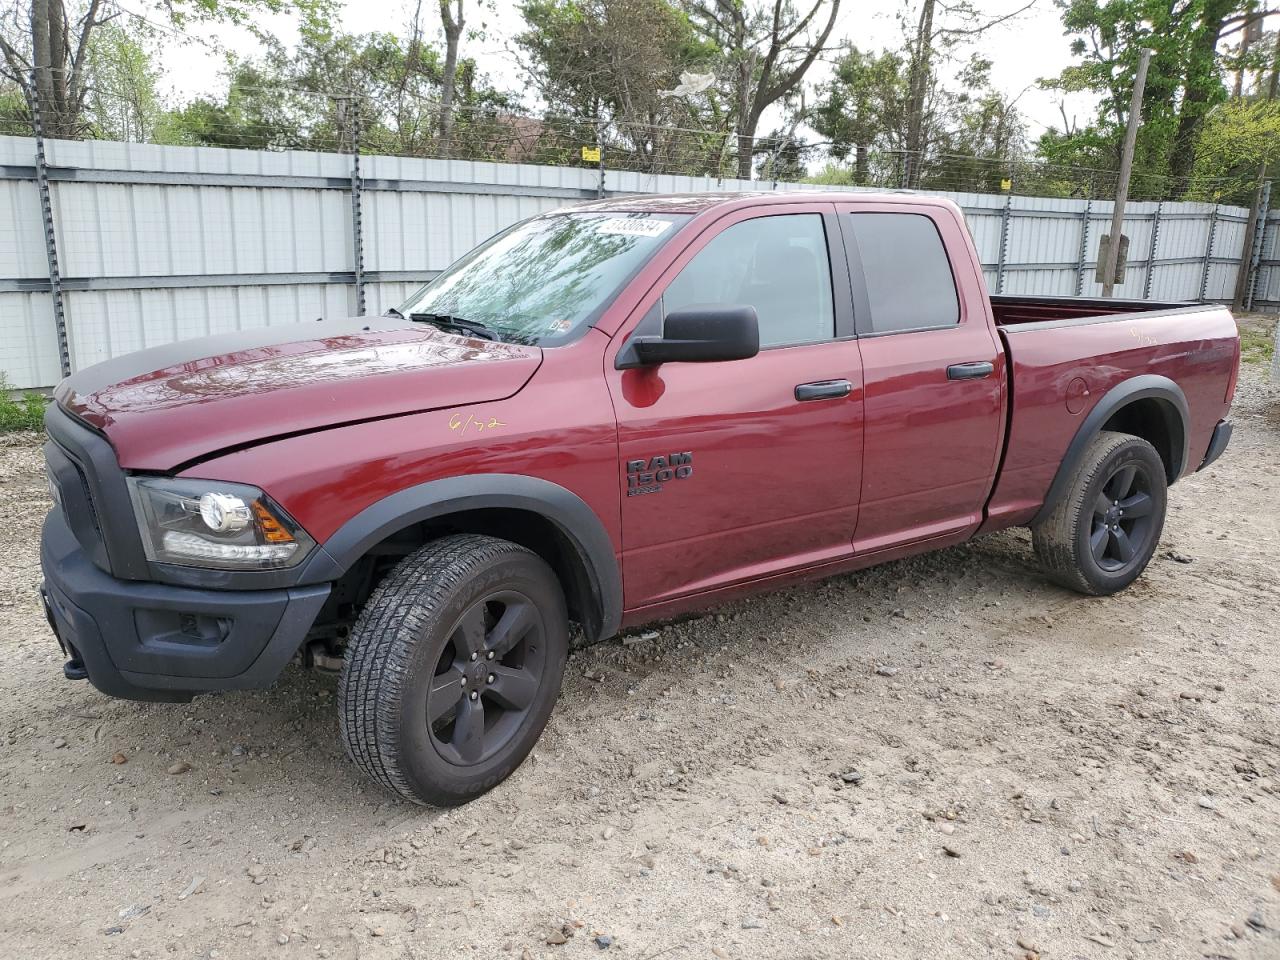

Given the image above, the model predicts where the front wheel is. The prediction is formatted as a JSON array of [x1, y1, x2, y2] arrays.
[[338, 535, 569, 806], [1032, 430, 1168, 596]]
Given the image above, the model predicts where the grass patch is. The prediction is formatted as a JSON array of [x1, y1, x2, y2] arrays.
[[0, 375, 48, 432], [1238, 316, 1276, 365]]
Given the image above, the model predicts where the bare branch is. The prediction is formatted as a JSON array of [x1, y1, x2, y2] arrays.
[[936, 0, 1037, 39], [757, 0, 842, 111]]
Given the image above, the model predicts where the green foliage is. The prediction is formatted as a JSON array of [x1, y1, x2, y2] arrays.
[[1187, 98, 1280, 202], [515, 0, 726, 173], [82, 24, 167, 142], [0, 80, 29, 135], [1039, 0, 1264, 198], [0, 376, 47, 433], [159, 27, 514, 157], [810, 45, 1027, 191]]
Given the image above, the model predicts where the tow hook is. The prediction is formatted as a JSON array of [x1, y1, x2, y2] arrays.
[[63, 658, 88, 681], [41, 588, 87, 681]]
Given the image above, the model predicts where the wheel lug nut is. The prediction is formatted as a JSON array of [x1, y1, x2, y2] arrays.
[[487, 673, 495, 684], [460, 676, 466, 685], [486, 651, 495, 660], [470, 652, 478, 662], [469, 691, 478, 701]]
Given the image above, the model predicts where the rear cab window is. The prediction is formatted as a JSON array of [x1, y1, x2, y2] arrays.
[[842, 212, 960, 335]]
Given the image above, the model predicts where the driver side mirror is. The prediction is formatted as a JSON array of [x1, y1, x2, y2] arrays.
[[620, 306, 760, 368]]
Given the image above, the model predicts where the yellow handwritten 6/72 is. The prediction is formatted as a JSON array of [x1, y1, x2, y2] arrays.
[[449, 412, 506, 435]]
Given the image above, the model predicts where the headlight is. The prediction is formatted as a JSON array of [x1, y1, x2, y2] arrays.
[[126, 477, 315, 570]]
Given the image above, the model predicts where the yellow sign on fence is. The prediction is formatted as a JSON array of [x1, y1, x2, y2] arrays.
[[581, 146, 601, 163], [1000, 178, 1012, 191]]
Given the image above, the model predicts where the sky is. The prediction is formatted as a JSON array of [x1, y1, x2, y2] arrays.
[[153, 0, 1100, 141]]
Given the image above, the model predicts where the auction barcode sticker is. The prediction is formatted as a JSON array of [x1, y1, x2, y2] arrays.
[[595, 218, 672, 238]]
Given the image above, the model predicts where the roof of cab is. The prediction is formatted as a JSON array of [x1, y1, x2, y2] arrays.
[[557, 190, 958, 216]]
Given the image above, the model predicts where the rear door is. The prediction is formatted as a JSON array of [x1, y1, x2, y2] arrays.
[[605, 204, 865, 610], [836, 204, 1006, 552]]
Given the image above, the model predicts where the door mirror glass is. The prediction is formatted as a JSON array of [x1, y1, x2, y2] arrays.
[[627, 306, 760, 366]]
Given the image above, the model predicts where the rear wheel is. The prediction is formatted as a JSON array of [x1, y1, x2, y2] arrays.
[[1032, 431, 1168, 596], [338, 535, 569, 806]]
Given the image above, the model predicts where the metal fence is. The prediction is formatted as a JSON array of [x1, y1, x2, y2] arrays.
[[1, 133, 1277, 390]]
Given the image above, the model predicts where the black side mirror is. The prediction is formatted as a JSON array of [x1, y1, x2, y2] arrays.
[[622, 306, 760, 368]]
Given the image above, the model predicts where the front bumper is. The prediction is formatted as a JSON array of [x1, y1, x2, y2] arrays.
[[1198, 419, 1232, 471], [40, 507, 330, 702]]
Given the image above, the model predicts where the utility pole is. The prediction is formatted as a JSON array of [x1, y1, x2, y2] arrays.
[[1233, 165, 1270, 310], [1102, 48, 1152, 298]]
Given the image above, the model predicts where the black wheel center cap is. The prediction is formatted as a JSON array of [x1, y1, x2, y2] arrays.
[[470, 663, 488, 685]]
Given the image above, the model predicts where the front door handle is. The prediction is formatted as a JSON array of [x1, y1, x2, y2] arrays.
[[795, 379, 852, 401], [946, 361, 995, 381]]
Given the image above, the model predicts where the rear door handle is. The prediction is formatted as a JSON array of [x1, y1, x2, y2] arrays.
[[946, 361, 995, 381], [795, 379, 852, 401]]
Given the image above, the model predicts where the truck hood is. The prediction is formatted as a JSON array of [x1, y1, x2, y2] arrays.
[[56, 317, 543, 471]]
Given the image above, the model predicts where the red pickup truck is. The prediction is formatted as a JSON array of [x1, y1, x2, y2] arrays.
[[40, 192, 1238, 805]]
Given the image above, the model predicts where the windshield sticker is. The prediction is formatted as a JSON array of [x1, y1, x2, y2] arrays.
[[595, 218, 672, 238]]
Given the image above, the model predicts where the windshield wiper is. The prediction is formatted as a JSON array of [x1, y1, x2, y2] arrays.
[[409, 312, 501, 342], [384, 307, 405, 318]]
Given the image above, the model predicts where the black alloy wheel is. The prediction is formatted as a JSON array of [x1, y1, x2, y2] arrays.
[[1032, 430, 1168, 596], [1088, 461, 1156, 572], [426, 591, 547, 766], [338, 535, 569, 806]]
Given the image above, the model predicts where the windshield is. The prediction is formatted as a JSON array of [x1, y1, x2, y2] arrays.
[[395, 211, 690, 345]]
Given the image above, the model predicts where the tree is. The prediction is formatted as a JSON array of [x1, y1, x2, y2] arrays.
[[516, 0, 719, 173], [1187, 96, 1280, 201], [1168, 0, 1237, 183], [0, 0, 331, 139], [812, 41, 1027, 191], [163, 25, 513, 158], [897, 0, 1035, 187], [1043, 0, 1280, 196], [82, 23, 165, 141], [685, 0, 841, 179], [810, 45, 906, 184], [437, 0, 463, 154]]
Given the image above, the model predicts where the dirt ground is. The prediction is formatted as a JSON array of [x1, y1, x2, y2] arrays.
[[2, 352, 1279, 960]]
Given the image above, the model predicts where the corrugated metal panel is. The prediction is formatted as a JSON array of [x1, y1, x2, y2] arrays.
[[1256, 214, 1280, 307], [0, 293, 63, 388], [64, 284, 353, 371], [0, 133, 1269, 388]]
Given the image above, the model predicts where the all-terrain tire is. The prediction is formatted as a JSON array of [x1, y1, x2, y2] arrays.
[[337, 534, 569, 806], [1032, 430, 1168, 596]]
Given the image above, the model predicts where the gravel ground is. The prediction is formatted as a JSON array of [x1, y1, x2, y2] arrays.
[[1, 362, 1278, 960]]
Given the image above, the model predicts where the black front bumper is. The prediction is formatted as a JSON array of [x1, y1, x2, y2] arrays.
[[40, 507, 330, 702]]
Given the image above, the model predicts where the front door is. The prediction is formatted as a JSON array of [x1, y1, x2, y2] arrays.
[[604, 205, 865, 611], [836, 204, 1006, 553]]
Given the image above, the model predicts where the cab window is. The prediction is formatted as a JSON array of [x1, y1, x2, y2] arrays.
[[662, 214, 836, 348]]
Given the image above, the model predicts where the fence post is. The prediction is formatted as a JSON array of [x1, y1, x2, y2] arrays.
[[995, 194, 1013, 294], [596, 119, 606, 199], [1143, 201, 1163, 300], [348, 102, 366, 317], [1075, 199, 1091, 296], [1243, 180, 1272, 312], [28, 69, 71, 379], [1198, 207, 1219, 302]]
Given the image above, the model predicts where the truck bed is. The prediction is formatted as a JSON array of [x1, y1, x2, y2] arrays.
[[981, 297, 1239, 531], [991, 294, 1198, 327]]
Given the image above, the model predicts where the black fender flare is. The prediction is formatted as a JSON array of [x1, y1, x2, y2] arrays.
[[299, 474, 622, 641], [1030, 374, 1190, 527]]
